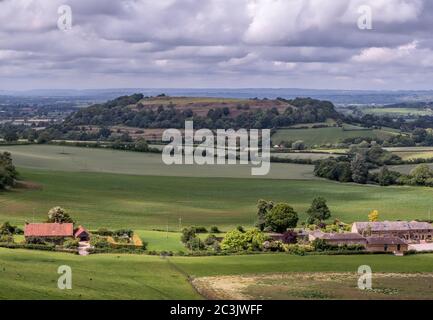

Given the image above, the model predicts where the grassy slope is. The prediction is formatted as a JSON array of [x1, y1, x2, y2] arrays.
[[1, 248, 433, 299], [2, 168, 433, 231], [0, 145, 315, 180], [0, 248, 200, 300], [272, 127, 397, 147]]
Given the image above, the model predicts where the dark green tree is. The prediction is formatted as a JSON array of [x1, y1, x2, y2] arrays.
[[265, 203, 298, 233], [306, 197, 331, 224], [351, 153, 369, 184], [256, 199, 274, 231]]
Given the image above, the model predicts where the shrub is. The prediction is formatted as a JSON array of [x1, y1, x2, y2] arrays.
[[265, 203, 299, 233], [204, 234, 219, 246], [236, 226, 245, 233], [221, 228, 268, 252], [25, 237, 47, 245], [281, 230, 298, 244], [186, 237, 205, 251], [192, 226, 208, 233], [90, 235, 110, 248], [113, 229, 133, 238], [0, 234, 14, 243], [95, 228, 114, 236], [63, 239, 79, 249], [0, 221, 20, 235], [210, 226, 221, 233], [263, 240, 284, 252]]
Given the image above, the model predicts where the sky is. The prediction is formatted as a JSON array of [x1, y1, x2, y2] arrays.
[[0, 0, 433, 91]]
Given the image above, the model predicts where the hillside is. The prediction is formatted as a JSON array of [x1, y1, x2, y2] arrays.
[[56, 94, 340, 133]]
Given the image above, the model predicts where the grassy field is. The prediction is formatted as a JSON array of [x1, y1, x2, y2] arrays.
[[2, 168, 433, 231], [1, 248, 433, 300], [386, 147, 433, 161], [0, 248, 200, 300], [363, 107, 433, 116], [271, 127, 397, 147], [0, 145, 315, 180]]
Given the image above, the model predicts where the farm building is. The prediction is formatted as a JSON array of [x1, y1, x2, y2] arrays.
[[309, 230, 367, 246], [352, 221, 433, 242], [366, 237, 408, 254], [74, 226, 90, 241], [24, 223, 90, 242], [25, 223, 74, 239]]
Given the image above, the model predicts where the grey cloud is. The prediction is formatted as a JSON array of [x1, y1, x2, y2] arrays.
[[0, 0, 432, 90]]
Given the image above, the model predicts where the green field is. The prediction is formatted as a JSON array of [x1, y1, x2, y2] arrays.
[[2, 167, 433, 231], [271, 127, 397, 147], [1, 248, 433, 299], [363, 107, 433, 116], [0, 145, 315, 180], [386, 147, 433, 161]]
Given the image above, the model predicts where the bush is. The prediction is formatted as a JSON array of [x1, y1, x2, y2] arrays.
[[221, 229, 268, 252], [186, 237, 205, 251], [90, 235, 110, 248], [236, 226, 245, 233], [0, 221, 21, 235], [0, 234, 14, 243], [25, 237, 47, 245], [281, 230, 298, 244], [95, 228, 114, 236], [113, 229, 133, 238], [192, 226, 208, 234], [204, 234, 219, 246], [63, 238, 79, 249], [263, 240, 284, 252], [210, 226, 221, 233]]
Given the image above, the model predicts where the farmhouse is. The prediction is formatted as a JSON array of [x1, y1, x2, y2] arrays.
[[366, 237, 408, 254], [352, 221, 433, 242], [309, 230, 367, 246], [24, 223, 74, 239]]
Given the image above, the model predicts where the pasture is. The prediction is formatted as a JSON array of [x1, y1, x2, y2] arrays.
[[0, 144, 315, 180], [1, 248, 433, 300], [386, 147, 433, 161], [2, 168, 433, 230], [363, 107, 433, 116], [271, 127, 397, 147]]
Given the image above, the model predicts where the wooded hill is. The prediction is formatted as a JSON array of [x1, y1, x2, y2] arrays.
[[60, 94, 340, 130]]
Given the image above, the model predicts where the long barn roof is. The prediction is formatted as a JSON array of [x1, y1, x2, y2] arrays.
[[24, 223, 74, 237]]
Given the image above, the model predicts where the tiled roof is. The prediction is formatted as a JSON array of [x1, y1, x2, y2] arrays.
[[24, 223, 74, 237], [354, 221, 433, 232], [74, 226, 89, 238], [310, 231, 366, 241]]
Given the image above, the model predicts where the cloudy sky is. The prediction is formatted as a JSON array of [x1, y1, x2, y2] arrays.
[[0, 0, 433, 90]]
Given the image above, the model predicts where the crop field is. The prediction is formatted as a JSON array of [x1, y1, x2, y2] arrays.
[[1, 248, 433, 300], [0, 145, 315, 180], [271, 127, 397, 147], [2, 167, 433, 230]]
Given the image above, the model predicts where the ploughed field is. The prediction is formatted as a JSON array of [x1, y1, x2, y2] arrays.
[[1, 248, 433, 300]]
